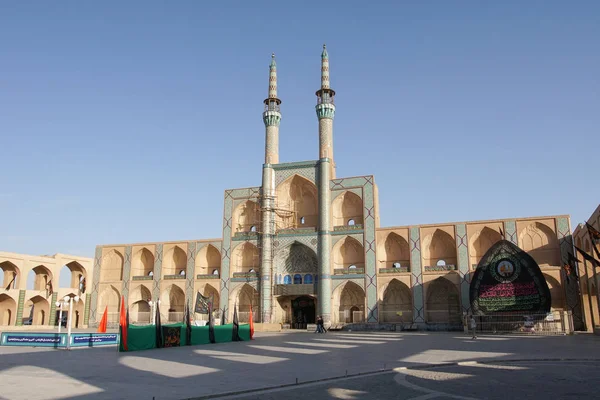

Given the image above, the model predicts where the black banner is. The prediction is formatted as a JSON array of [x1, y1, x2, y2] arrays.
[[195, 291, 212, 314], [162, 326, 181, 347]]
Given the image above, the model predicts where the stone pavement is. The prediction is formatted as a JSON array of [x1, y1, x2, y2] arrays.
[[0, 331, 598, 400]]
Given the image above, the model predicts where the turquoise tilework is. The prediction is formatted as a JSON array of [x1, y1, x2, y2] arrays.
[[455, 224, 470, 313], [152, 244, 163, 301], [89, 246, 103, 323], [410, 227, 424, 323], [121, 246, 132, 301], [186, 242, 196, 305], [504, 220, 518, 245]]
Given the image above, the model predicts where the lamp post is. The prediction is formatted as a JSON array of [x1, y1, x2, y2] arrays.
[[148, 299, 159, 325], [64, 295, 80, 350], [55, 301, 65, 333]]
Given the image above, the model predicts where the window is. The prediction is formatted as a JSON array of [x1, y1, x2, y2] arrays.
[[348, 219, 355, 226], [179, 270, 186, 276], [148, 271, 153, 277], [212, 269, 219, 276], [314, 274, 318, 284], [436, 260, 446, 267], [249, 268, 256, 273], [349, 265, 357, 270], [392, 262, 401, 269], [300, 217, 305, 225], [304, 274, 313, 284], [250, 226, 257, 232], [293, 274, 302, 284], [283, 275, 292, 284]]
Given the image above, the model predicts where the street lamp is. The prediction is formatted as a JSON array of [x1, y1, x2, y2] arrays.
[[148, 299, 160, 325], [55, 300, 65, 334], [58, 295, 80, 350]]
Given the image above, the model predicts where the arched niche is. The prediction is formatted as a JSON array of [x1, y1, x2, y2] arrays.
[[131, 248, 154, 277], [24, 295, 50, 325], [26, 265, 53, 291], [332, 237, 365, 272], [518, 222, 561, 266], [333, 281, 365, 323], [237, 284, 258, 322], [162, 246, 187, 276], [469, 227, 502, 267], [58, 261, 87, 289], [129, 284, 152, 324], [0, 294, 16, 325], [233, 200, 261, 233], [195, 245, 221, 276], [100, 250, 124, 282], [332, 191, 363, 227], [275, 175, 318, 230], [422, 229, 457, 268], [231, 242, 259, 274], [425, 277, 461, 324], [161, 284, 185, 322], [378, 232, 409, 270], [97, 285, 121, 323], [200, 284, 220, 313], [278, 242, 318, 275], [0, 261, 20, 290], [543, 274, 563, 311], [380, 279, 412, 322]]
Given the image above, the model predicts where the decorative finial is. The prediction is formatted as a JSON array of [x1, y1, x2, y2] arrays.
[[321, 44, 328, 59], [268, 52, 277, 99]]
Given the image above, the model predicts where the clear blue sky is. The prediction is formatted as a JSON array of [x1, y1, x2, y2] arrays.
[[1, 1, 599, 269]]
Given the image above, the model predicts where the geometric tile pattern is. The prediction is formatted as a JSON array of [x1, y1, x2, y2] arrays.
[[89, 246, 103, 324], [556, 216, 585, 331], [331, 277, 365, 292], [152, 244, 163, 302], [84, 293, 91, 326], [15, 290, 25, 326], [504, 220, 518, 245], [329, 175, 377, 322], [274, 163, 317, 186], [49, 292, 58, 326], [186, 242, 196, 307], [409, 227, 424, 323], [121, 246, 132, 302], [455, 224, 471, 313]]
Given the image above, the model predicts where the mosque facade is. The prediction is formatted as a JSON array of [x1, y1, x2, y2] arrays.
[[1, 47, 586, 331]]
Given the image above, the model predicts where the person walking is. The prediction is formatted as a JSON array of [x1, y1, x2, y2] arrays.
[[470, 315, 477, 339]]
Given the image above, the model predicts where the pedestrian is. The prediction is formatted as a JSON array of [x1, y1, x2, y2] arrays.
[[315, 315, 324, 333], [470, 315, 477, 339]]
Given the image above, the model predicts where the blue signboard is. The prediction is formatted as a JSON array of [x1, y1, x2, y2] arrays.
[[70, 333, 118, 347], [1, 332, 119, 348], [1, 332, 66, 347]]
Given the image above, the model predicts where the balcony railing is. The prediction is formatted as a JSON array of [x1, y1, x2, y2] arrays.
[[333, 224, 363, 231], [334, 267, 365, 275], [196, 274, 220, 279], [379, 267, 410, 274], [131, 275, 153, 281], [277, 227, 317, 235], [424, 264, 457, 272], [274, 284, 316, 296], [164, 274, 186, 280], [233, 231, 259, 238], [232, 271, 259, 279]]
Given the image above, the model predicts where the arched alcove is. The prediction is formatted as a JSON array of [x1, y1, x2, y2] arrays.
[[161, 285, 185, 322], [58, 261, 86, 289], [100, 250, 124, 282], [332, 237, 365, 272], [231, 242, 259, 274], [195, 245, 221, 276], [26, 265, 52, 291], [469, 227, 502, 267], [519, 222, 561, 266], [24, 295, 50, 325], [332, 191, 363, 227], [543, 274, 563, 311], [275, 175, 318, 230], [237, 284, 258, 322], [279, 242, 318, 275], [0, 294, 16, 325], [233, 200, 261, 233], [0, 261, 20, 290], [425, 278, 461, 324], [202, 284, 220, 312], [162, 246, 187, 276], [335, 281, 365, 323], [97, 285, 120, 325], [422, 229, 457, 268], [129, 284, 152, 324], [378, 232, 410, 270], [380, 279, 412, 322], [131, 248, 154, 277]]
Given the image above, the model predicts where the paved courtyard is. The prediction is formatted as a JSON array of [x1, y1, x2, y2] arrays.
[[0, 330, 598, 400]]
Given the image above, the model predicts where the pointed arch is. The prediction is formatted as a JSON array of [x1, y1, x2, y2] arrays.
[[100, 250, 124, 282], [233, 200, 261, 233], [0, 261, 20, 290], [128, 284, 152, 324], [332, 191, 363, 226], [332, 236, 364, 272], [131, 248, 155, 277], [202, 283, 220, 312], [334, 281, 365, 323], [275, 174, 318, 230], [0, 294, 16, 325], [519, 222, 561, 266], [25, 295, 50, 325], [231, 242, 259, 274], [380, 279, 413, 322], [97, 285, 121, 323], [161, 284, 185, 321], [162, 246, 187, 276], [58, 261, 87, 289], [425, 277, 461, 324], [195, 245, 221, 276], [422, 229, 457, 268], [378, 232, 410, 270], [278, 241, 318, 274], [26, 265, 53, 291], [469, 227, 502, 266], [237, 284, 259, 322], [542, 273, 563, 311]]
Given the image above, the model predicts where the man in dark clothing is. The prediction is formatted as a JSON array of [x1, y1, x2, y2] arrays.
[[315, 316, 326, 333]]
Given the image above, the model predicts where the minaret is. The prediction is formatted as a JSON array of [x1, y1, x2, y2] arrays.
[[259, 53, 281, 323], [316, 44, 336, 325]]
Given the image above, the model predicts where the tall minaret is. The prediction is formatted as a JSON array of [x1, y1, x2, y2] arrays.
[[259, 53, 281, 323], [316, 44, 336, 325]]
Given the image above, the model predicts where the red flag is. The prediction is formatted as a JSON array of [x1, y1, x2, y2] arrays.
[[249, 305, 254, 340], [119, 296, 128, 351], [97, 306, 108, 333]]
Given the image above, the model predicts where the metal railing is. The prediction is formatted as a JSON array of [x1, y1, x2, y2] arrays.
[[467, 311, 573, 335], [379, 310, 414, 323]]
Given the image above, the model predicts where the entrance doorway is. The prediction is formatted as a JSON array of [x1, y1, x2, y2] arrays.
[[291, 296, 316, 329]]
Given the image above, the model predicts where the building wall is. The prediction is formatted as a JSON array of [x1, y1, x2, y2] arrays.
[[0, 252, 93, 327]]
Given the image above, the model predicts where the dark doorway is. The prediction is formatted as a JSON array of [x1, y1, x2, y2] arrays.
[[291, 296, 316, 329]]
